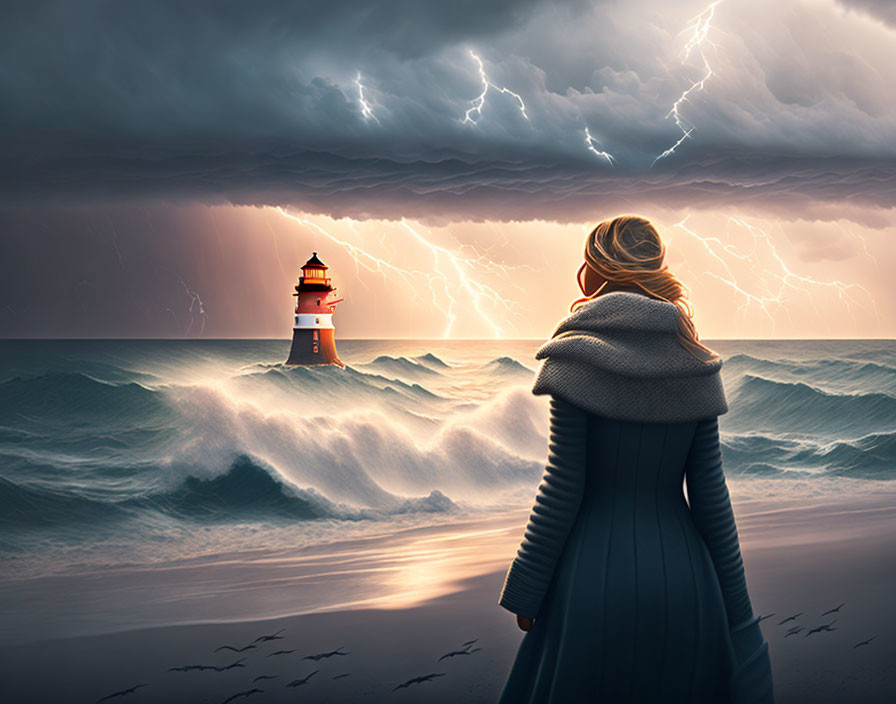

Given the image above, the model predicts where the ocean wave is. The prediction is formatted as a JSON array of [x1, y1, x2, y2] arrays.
[[0, 371, 165, 424], [358, 355, 441, 380], [1, 454, 461, 530], [724, 354, 896, 394], [136, 455, 336, 521], [161, 382, 542, 509], [414, 352, 451, 369], [0, 475, 128, 528], [240, 363, 448, 404], [722, 430, 896, 479], [148, 455, 461, 522], [725, 374, 896, 437], [481, 356, 534, 376]]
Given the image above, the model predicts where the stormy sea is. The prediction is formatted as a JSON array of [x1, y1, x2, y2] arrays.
[[1, 338, 894, 703]]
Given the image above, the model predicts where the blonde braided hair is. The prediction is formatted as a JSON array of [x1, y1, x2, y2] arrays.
[[570, 215, 719, 363]]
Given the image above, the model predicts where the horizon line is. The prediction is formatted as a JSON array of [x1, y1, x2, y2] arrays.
[[1, 336, 894, 343]]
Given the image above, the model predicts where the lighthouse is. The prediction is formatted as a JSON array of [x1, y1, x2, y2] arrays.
[[286, 252, 345, 367]]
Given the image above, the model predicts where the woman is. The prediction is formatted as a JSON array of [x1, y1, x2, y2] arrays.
[[497, 216, 774, 703]]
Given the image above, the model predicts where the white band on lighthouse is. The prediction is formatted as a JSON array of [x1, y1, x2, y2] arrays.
[[294, 313, 334, 329]]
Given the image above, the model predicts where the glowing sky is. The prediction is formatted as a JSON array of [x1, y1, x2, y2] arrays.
[[1, 0, 894, 339]]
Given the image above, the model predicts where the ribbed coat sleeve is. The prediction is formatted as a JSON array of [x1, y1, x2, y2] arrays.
[[498, 395, 588, 619], [685, 417, 775, 704]]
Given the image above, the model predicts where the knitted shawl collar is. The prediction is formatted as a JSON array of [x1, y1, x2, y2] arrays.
[[531, 291, 728, 422]]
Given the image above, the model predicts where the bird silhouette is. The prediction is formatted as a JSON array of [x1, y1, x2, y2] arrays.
[[267, 649, 296, 657], [805, 619, 837, 636], [854, 635, 878, 648], [757, 613, 775, 623], [302, 647, 350, 661], [286, 670, 319, 687], [253, 628, 285, 643], [393, 672, 447, 690], [821, 602, 846, 617], [214, 658, 247, 671], [220, 688, 263, 704], [462, 638, 479, 647], [168, 664, 218, 672], [332, 673, 351, 679], [437, 642, 481, 662], [777, 612, 803, 625], [96, 684, 147, 702], [417, 673, 446, 683], [784, 626, 804, 637], [214, 645, 256, 654], [252, 675, 277, 682]]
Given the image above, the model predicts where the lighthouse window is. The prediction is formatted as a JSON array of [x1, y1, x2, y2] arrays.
[[316, 298, 321, 306]]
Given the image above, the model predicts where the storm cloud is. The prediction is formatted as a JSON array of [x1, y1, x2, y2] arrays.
[[1, 0, 895, 221]]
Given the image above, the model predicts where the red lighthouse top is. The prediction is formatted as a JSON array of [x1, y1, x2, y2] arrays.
[[294, 252, 343, 313], [302, 252, 327, 271]]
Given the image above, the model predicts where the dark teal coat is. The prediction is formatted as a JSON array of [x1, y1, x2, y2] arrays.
[[497, 396, 774, 703]]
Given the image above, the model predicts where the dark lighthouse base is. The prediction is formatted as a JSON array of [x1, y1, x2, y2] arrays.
[[286, 328, 343, 366]]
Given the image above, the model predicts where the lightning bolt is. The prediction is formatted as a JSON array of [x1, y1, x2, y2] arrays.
[[652, 1, 722, 167], [673, 216, 879, 331], [398, 220, 515, 338], [584, 127, 616, 166], [836, 222, 878, 270], [355, 72, 380, 125], [462, 50, 529, 125], [179, 279, 207, 336], [165, 307, 180, 334], [276, 208, 524, 338], [728, 217, 879, 322], [674, 216, 781, 324]]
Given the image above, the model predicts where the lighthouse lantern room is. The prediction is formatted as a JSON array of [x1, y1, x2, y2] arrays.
[[286, 252, 345, 366]]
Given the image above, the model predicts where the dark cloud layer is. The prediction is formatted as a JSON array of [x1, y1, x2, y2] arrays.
[[1, 0, 895, 221], [4, 144, 895, 224], [837, 0, 896, 28]]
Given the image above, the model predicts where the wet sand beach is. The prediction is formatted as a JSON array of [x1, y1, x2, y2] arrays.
[[3, 487, 894, 704]]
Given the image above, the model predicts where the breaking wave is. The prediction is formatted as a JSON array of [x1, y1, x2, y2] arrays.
[[1, 340, 894, 550]]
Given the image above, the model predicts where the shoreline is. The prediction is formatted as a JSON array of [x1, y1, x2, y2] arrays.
[[2, 490, 895, 703]]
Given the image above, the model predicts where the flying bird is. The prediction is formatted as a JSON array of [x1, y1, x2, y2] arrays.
[[253, 628, 285, 643], [214, 658, 246, 672], [757, 613, 775, 623], [302, 647, 350, 661], [220, 689, 263, 704], [821, 602, 846, 617], [417, 673, 446, 683], [437, 642, 480, 661], [805, 620, 837, 636], [462, 638, 479, 647], [784, 626, 804, 637], [253, 675, 277, 682], [96, 684, 147, 702], [267, 649, 296, 657], [854, 635, 878, 648], [777, 612, 803, 625], [286, 670, 319, 687], [168, 664, 218, 672], [332, 673, 351, 679], [214, 645, 256, 654], [393, 673, 446, 691]]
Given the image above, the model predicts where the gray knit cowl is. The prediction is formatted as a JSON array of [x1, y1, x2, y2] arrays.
[[531, 291, 728, 423]]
